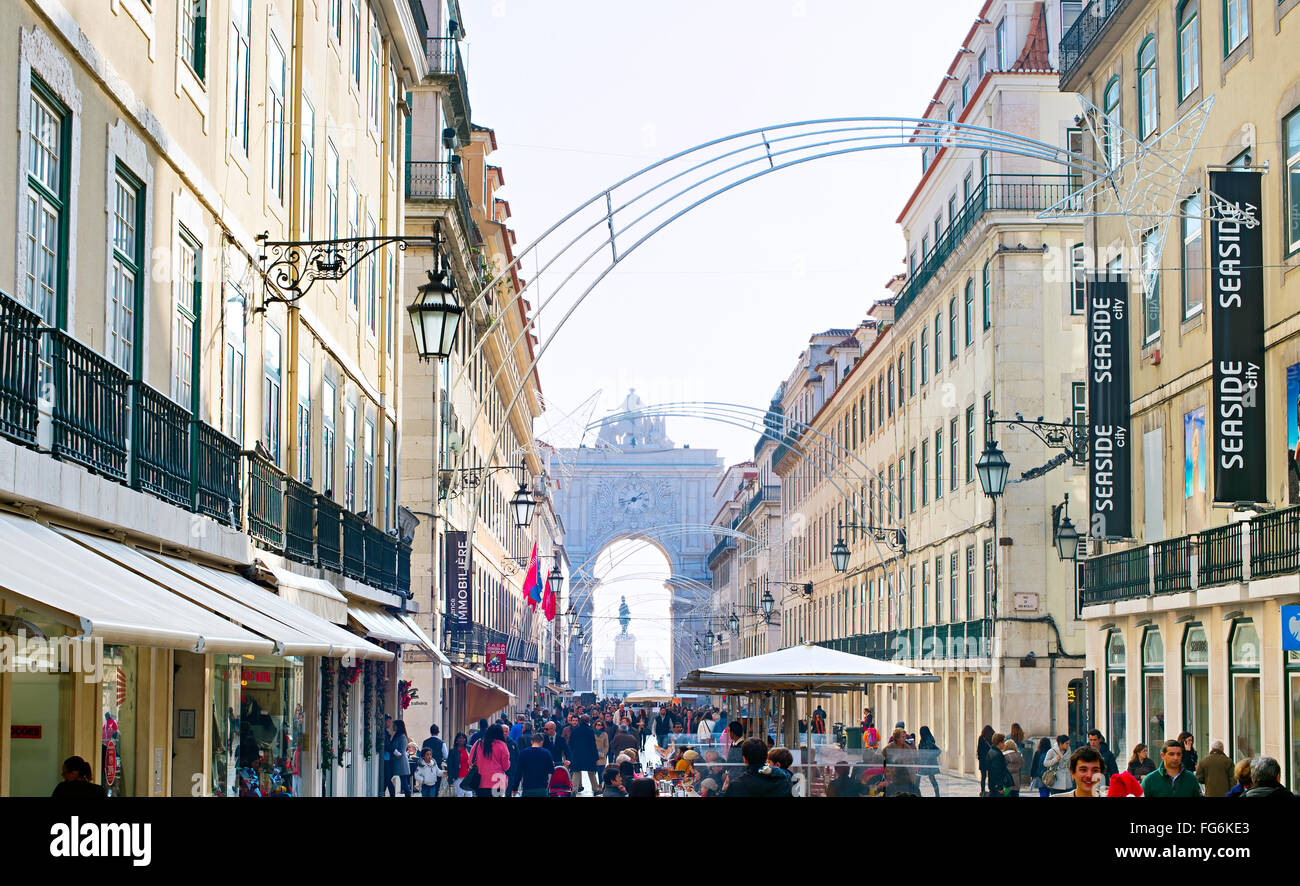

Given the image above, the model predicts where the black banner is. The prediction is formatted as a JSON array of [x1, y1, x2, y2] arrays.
[[444, 530, 472, 633], [1087, 276, 1132, 539], [1209, 171, 1266, 505]]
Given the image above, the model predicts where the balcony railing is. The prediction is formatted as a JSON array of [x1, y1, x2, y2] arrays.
[[315, 494, 343, 572], [894, 175, 1076, 322], [1059, 0, 1132, 89], [284, 476, 316, 564], [425, 37, 471, 140], [814, 619, 988, 661], [0, 295, 40, 445], [45, 328, 129, 481], [1080, 544, 1150, 606], [1081, 506, 1300, 607], [707, 536, 736, 568], [0, 291, 411, 595], [243, 451, 285, 552], [405, 160, 483, 250], [1250, 506, 1300, 580], [342, 509, 367, 582], [130, 381, 191, 509]]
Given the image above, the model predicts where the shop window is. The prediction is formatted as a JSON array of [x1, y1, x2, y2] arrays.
[[1107, 630, 1127, 757], [6, 609, 75, 796], [1287, 650, 1300, 787], [1229, 620, 1261, 761], [234, 655, 304, 796], [1141, 627, 1165, 750], [101, 645, 138, 796], [1183, 624, 1209, 758]]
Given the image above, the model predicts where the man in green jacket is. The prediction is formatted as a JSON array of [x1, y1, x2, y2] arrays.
[[1141, 740, 1202, 797]]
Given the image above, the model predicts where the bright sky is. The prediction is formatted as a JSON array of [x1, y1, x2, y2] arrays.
[[460, 0, 981, 669]]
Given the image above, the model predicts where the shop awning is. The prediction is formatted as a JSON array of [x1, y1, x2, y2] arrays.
[[0, 513, 273, 654], [147, 553, 393, 661], [449, 664, 515, 723], [347, 603, 447, 663], [252, 556, 349, 624], [61, 530, 333, 658], [675, 643, 938, 693]]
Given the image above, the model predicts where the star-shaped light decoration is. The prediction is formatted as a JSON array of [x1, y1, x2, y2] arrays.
[[1039, 94, 1257, 298]]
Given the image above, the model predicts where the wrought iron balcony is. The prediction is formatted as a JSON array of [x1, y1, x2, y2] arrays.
[[1059, 0, 1134, 91], [425, 37, 471, 141], [195, 421, 241, 526], [315, 494, 343, 572], [405, 160, 483, 251], [45, 328, 129, 481], [894, 175, 1076, 322], [130, 381, 191, 509], [342, 509, 367, 582], [284, 476, 316, 564], [1250, 506, 1300, 579], [243, 451, 286, 551], [0, 295, 40, 445]]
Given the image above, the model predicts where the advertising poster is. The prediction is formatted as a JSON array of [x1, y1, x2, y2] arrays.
[[444, 530, 472, 633], [1087, 275, 1132, 538], [1288, 362, 1300, 506], [1184, 407, 1206, 499]]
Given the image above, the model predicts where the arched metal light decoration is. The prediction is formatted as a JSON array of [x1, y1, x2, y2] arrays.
[[407, 267, 463, 361], [830, 536, 851, 573], [977, 439, 1011, 498]]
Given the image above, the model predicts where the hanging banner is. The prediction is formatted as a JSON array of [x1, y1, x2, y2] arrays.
[[1087, 275, 1132, 539], [485, 642, 506, 674], [1209, 170, 1266, 505], [445, 530, 472, 634]]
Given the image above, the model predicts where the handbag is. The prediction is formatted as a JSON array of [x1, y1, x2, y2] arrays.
[[459, 742, 483, 791]]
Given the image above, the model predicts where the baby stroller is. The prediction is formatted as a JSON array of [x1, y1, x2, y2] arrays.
[[548, 764, 574, 797]]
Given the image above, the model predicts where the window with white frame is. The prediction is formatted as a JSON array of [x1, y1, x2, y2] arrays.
[[1141, 227, 1161, 343], [1071, 243, 1087, 314], [366, 214, 378, 334], [329, 0, 341, 43], [325, 139, 339, 241], [1137, 37, 1157, 140], [297, 355, 311, 483], [344, 400, 356, 510], [1177, 1, 1200, 100], [109, 168, 143, 374], [224, 289, 246, 444], [1181, 193, 1204, 318], [263, 324, 283, 462], [995, 18, 1007, 70], [229, 0, 251, 155], [348, 184, 359, 311], [350, 0, 361, 88], [322, 377, 336, 498], [172, 229, 200, 407], [1286, 109, 1300, 256], [369, 21, 382, 131], [180, 0, 206, 80], [299, 101, 315, 239], [1103, 77, 1121, 170], [26, 83, 67, 332], [1224, 0, 1248, 56], [363, 417, 375, 515], [266, 35, 286, 202], [384, 422, 394, 528]]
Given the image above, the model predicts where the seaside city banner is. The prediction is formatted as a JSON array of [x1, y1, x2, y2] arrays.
[[445, 530, 472, 633], [1087, 275, 1132, 539], [1209, 170, 1265, 505]]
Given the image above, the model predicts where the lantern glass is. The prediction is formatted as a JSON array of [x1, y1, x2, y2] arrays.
[[976, 439, 1011, 497], [728, 612, 740, 635], [548, 564, 563, 592], [510, 481, 536, 528], [1055, 515, 1080, 561], [407, 269, 463, 360], [760, 589, 774, 617], [830, 537, 850, 573]]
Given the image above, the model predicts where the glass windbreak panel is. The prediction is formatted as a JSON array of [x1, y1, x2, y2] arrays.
[[6, 609, 75, 796], [101, 645, 138, 797], [1232, 674, 1261, 761], [1144, 674, 1165, 749], [1108, 674, 1127, 758], [1185, 671, 1209, 756], [211, 654, 242, 796], [238, 655, 305, 796]]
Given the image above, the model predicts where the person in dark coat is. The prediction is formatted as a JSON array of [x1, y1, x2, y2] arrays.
[[984, 731, 1013, 797], [1127, 743, 1157, 779], [977, 725, 994, 796], [917, 726, 942, 797], [568, 715, 600, 796], [722, 739, 792, 797], [386, 719, 412, 796], [653, 707, 674, 751]]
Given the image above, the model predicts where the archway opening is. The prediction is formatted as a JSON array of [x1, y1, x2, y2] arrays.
[[587, 539, 674, 698]]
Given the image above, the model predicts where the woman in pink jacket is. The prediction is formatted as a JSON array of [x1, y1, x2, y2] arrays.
[[470, 723, 512, 797]]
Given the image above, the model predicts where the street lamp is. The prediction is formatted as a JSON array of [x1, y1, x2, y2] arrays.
[[693, 638, 702, 655], [407, 267, 463, 361], [548, 563, 564, 593], [760, 589, 774, 619], [704, 630, 715, 651], [510, 476, 536, 528], [976, 438, 1011, 498], [830, 536, 851, 573], [728, 611, 740, 636], [1054, 493, 1081, 562]]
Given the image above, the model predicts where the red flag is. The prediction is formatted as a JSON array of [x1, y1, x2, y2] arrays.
[[523, 541, 539, 609], [542, 576, 555, 621]]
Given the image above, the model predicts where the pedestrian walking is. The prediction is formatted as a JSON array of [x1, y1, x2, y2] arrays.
[[1139, 739, 1201, 797], [653, 706, 673, 750], [421, 724, 446, 791], [1054, 746, 1105, 797], [725, 720, 746, 765], [1225, 758, 1253, 798], [448, 733, 471, 796], [917, 726, 942, 797], [1041, 735, 1075, 795], [51, 756, 107, 798], [414, 748, 441, 797], [1177, 732, 1199, 774], [1195, 740, 1235, 797], [385, 719, 412, 797], [1087, 730, 1118, 785], [517, 732, 556, 797], [1001, 738, 1023, 797], [470, 723, 513, 797], [1028, 737, 1052, 797], [977, 725, 995, 796], [594, 719, 610, 773], [568, 715, 601, 795], [697, 710, 715, 744], [721, 739, 793, 797], [985, 732, 1014, 797], [1127, 743, 1156, 779], [1242, 757, 1291, 798]]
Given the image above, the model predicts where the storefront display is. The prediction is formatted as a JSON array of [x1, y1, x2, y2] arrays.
[[100, 645, 138, 797], [212, 654, 304, 797]]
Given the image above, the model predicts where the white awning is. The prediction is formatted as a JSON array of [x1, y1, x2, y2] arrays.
[[346, 604, 447, 663], [676, 643, 938, 693], [61, 530, 332, 658], [148, 553, 393, 661], [449, 664, 515, 722], [623, 688, 675, 703], [0, 513, 273, 654], [253, 556, 349, 624]]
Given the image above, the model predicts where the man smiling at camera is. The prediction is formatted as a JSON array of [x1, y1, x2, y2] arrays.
[[1141, 740, 1202, 798]]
